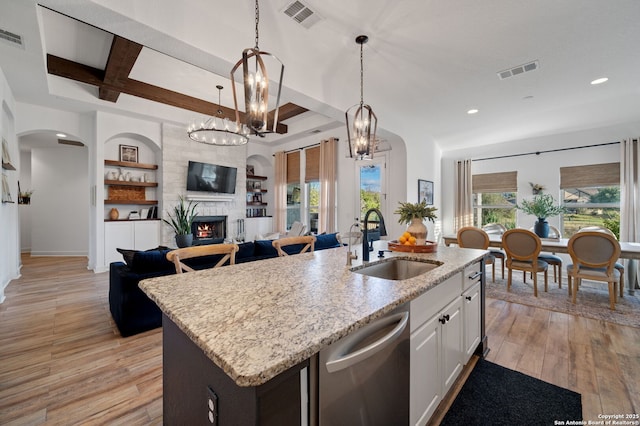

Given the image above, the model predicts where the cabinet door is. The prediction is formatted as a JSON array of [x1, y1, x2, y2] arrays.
[[463, 281, 481, 363], [104, 222, 134, 265], [410, 315, 441, 426], [134, 221, 160, 250], [441, 296, 463, 392]]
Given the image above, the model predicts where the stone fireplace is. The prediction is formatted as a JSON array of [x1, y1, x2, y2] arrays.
[[191, 216, 227, 245]]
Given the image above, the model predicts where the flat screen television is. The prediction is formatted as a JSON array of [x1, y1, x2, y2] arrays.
[[186, 161, 237, 194]]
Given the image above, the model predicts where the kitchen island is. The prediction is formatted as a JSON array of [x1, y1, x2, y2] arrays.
[[140, 243, 488, 425]]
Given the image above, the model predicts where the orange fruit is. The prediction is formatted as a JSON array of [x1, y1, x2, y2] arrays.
[[409, 236, 417, 244], [399, 236, 407, 244]]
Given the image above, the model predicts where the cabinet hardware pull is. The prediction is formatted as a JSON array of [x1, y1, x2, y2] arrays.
[[439, 316, 446, 324], [465, 296, 472, 301], [468, 271, 482, 280]]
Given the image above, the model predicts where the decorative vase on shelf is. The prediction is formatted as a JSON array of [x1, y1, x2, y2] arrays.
[[109, 208, 119, 220], [406, 217, 428, 245], [534, 218, 549, 238]]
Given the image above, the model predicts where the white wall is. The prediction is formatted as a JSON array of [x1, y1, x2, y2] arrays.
[[440, 121, 640, 236], [30, 144, 89, 255], [0, 66, 19, 303], [19, 151, 31, 252]]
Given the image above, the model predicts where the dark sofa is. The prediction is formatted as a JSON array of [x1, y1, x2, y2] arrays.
[[109, 233, 342, 337]]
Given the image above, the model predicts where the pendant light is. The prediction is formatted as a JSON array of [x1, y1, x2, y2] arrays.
[[230, 0, 285, 136], [187, 85, 250, 146], [346, 35, 378, 160]]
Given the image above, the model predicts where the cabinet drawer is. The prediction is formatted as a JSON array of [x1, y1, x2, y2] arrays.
[[410, 273, 460, 333], [462, 261, 482, 291]]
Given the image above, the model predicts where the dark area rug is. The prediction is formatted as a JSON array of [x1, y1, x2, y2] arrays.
[[441, 359, 582, 426]]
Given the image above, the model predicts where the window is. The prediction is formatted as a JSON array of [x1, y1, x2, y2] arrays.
[[356, 157, 386, 228], [472, 171, 517, 229], [560, 163, 620, 238], [286, 151, 300, 229], [305, 146, 320, 234]]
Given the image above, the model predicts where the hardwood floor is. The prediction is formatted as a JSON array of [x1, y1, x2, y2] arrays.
[[0, 255, 162, 425], [1, 256, 638, 424]]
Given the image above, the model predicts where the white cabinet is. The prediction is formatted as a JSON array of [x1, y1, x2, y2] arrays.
[[463, 281, 482, 362], [410, 260, 483, 426], [104, 220, 160, 265]]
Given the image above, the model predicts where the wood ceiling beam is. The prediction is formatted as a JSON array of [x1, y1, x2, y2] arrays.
[[273, 103, 309, 122], [99, 36, 143, 102], [47, 54, 291, 134]]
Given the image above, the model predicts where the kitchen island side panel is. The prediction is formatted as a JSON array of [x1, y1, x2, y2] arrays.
[[163, 315, 305, 425]]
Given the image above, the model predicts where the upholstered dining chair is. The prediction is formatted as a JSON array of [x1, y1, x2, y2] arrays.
[[272, 235, 316, 257], [567, 231, 621, 310], [481, 223, 507, 279], [577, 226, 625, 295], [166, 243, 239, 274], [457, 227, 496, 282], [529, 225, 563, 286], [501, 229, 549, 297]]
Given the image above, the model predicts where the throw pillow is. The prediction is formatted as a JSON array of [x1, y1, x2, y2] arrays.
[[116, 246, 170, 269], [315, 233, 341, 250]]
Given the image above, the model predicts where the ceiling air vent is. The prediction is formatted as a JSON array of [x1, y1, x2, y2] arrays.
[[282, 1, 322, 29], [497, 60, 539, 80], [0, 28, 24, 49]]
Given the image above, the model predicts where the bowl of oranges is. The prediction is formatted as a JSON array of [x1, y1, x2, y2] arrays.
[[388, 232, 438, 253]]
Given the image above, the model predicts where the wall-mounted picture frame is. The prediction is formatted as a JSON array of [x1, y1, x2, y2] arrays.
[[119, 144, 138, 163], [246, 164, 255, 176], [418, 179, 434, 205]]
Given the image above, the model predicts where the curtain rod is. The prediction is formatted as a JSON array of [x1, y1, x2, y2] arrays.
[[272, 138, 340, 156], [472, 141, 620, 162]]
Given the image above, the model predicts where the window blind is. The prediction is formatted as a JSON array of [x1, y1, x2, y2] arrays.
[[560, 162, 620, 188], [305, 146, 320, 182], [286, 151, 300, 184], [472, 171, 517, 193]]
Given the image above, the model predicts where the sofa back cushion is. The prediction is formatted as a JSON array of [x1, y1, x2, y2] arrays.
[[131, 248, 175, 274], [315, 233, 341, 250], [254, 240, 279, 258]]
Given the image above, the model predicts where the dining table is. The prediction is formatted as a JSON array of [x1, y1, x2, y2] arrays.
[[442, 233, 640, 295]]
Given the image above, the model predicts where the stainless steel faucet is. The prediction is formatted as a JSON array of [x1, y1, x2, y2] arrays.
[[362, 208, 387, 262], [346, 221, 360, 266]]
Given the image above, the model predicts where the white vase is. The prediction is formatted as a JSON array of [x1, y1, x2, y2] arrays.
[[407, 217, 427, 245]]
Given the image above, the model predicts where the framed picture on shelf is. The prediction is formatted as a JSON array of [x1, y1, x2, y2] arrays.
[[246, 164, 255, 176], [253, 181, 261, 190], [418, 179, 434, 205], [119, 144, 138, 163]]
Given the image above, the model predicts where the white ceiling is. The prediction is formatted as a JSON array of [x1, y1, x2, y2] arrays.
[[2, 0, 640, 153]]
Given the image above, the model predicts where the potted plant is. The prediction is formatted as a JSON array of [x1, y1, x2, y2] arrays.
[[18, 189, 33, 205], [163, 195, 199, 247], [394, 200, 438, 244], [517, 193, 566, 238]]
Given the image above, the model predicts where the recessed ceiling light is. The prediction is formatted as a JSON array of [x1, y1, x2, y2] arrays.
[[590, 77, 608, 85], [467, 109, 479, 115], [56, 133, 67, 137]]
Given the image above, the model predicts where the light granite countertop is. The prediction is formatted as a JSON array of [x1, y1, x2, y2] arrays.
[[139, 242, 486, 387]]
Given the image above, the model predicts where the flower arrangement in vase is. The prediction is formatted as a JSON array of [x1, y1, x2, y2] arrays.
[[517, 193, 566, 238], [394, 200, 438, 245]]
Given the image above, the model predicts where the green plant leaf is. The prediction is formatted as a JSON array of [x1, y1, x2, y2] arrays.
[[394, 200, 438, 225]]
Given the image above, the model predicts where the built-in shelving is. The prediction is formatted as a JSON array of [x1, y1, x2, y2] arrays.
[[246, 175, 268, 217], [104, 159, 158, 170], [104, 158, 158, 220]]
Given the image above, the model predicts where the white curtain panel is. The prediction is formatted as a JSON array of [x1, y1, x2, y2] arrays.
[[454, 159, 473, 231], [620, 138, 640, 290], [273, 151, 287, 234], [319, 138, 338, 233]]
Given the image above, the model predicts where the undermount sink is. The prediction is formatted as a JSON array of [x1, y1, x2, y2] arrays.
[[351, 258, 442, 280]]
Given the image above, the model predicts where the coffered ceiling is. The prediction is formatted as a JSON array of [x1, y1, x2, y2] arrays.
[[1, 0, 639, 152]]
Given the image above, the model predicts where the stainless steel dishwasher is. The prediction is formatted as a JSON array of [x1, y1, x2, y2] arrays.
[[318, 305, 410, 425]]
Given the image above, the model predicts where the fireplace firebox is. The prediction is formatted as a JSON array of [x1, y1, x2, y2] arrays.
[[191, 216, 227, 245]]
